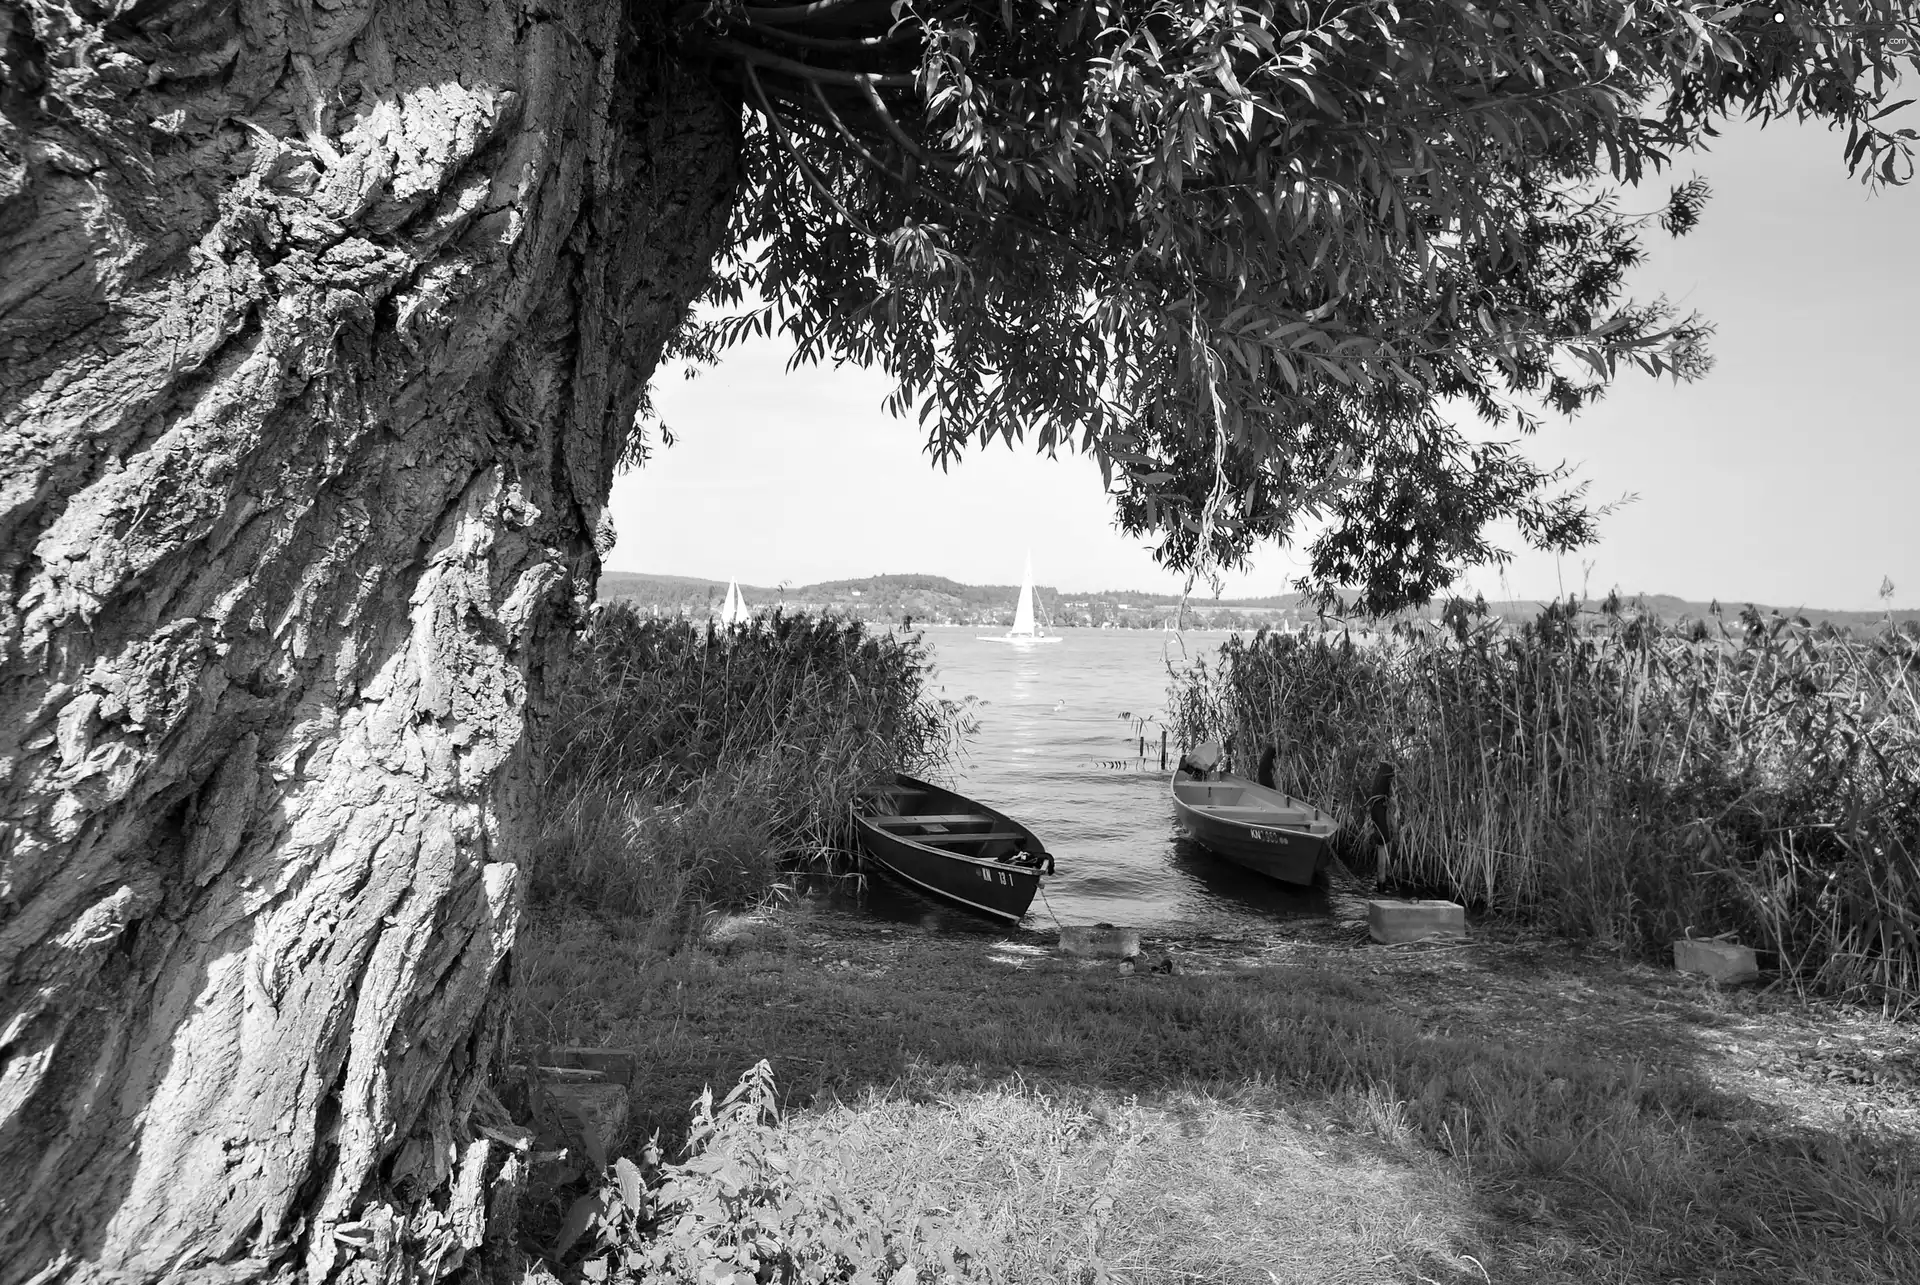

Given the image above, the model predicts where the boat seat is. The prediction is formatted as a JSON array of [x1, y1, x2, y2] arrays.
[[1200, 805, 1316, 820], [909, 831, 1023, 846], [870, 813, 998, 827]]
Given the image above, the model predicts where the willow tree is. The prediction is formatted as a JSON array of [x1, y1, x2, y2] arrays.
[[0, 0, 1912, 1279]]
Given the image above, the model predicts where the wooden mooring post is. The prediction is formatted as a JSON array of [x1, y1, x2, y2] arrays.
[[1367, 760, 1396, 874]]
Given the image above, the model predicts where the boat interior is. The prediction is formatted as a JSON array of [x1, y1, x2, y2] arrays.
[[857, 781, 1045, 866], [1174, 777, 1334, 831]]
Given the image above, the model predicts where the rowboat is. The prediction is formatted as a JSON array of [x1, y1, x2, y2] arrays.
[[1170, 770, 1338, 887], [852, 774, 1054, 923]]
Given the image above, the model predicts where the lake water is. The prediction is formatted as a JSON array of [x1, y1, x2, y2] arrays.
[[821, 626, 1328, 934]]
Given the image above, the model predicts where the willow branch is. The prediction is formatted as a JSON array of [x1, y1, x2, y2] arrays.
[[810, 80, 914, 184], [722, 18, 1108, 267], [746, 63, 881, 239], [740, 0, 967, 45], [743, 16, 917, 51], [742, 0, 875, 27], [757, 87, 1106, 270], [854, 76, 936, 165], [707, 35, 919, 88], [759, 83, 894, 164]]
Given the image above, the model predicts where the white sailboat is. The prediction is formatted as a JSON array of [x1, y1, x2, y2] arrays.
[[980, 552, 1064, 645], [716, 579, 749, 627]]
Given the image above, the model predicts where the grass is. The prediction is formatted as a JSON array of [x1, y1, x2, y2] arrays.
[[515, 906, 1920, 1284], [799, 1079, 1482, 1284], [1167, 598, 1920, 1009]]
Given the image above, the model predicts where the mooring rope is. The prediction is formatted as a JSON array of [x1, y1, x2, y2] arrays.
[[1035, 878, 1067, 936]]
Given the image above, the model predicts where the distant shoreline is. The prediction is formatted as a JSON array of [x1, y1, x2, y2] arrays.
[[598, 569, 1919, 633]]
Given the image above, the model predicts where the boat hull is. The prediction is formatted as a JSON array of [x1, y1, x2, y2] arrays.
[[1170, 773, 1336, 887], [977, 634, 1064, 644], [853, 774, 1051, 923]]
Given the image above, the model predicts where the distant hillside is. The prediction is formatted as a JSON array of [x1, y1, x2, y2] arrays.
[[596, 571, 1918, 633], [1455, 593, 1920, 633], [596, 572, 770, 609]]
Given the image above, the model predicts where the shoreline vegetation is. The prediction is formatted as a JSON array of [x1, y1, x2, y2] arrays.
[[1169, 597, 1920, 1013], [534, 606, 973, 943], [517, 601, 1920, 1283]]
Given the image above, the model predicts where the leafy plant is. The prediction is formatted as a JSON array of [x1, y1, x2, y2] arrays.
[[550, 1062, 989, 1284]]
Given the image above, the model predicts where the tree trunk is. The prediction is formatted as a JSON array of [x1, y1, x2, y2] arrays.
[[0, 2, 738, 1280]]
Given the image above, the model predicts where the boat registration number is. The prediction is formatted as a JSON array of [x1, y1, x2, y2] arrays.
[[978, 868, 1016, 885], [1249, 828, 1290, 845]]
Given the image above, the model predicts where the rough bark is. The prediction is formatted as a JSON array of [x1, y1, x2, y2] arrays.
[[0, 2, 739, 1281]]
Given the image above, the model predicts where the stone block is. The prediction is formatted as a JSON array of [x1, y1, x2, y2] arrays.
[[1673, 938, 1759, 984], [1058, 925, 1142, 958], [1366, 899, 1466, 945]]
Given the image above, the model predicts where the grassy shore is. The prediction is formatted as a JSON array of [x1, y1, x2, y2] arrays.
[[516, 902, 1920, 1284]]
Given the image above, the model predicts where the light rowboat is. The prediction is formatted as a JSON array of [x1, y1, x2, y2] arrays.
[[1170, 771, 1337, 886]]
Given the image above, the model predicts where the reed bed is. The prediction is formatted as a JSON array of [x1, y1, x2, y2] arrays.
[[532, 605, 971, 933], [1169, 600, 1920, 1008]]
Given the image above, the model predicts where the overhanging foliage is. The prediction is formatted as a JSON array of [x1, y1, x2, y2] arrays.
[[669, 0, 1917, 612]]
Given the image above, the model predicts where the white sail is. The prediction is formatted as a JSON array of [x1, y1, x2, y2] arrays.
[[718, 579, 748, 627], [1011, 553, 1038, 636], [980, 550, 1062, 644]]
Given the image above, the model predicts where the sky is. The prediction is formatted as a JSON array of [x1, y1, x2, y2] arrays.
[[608, 113, 1917, 612]]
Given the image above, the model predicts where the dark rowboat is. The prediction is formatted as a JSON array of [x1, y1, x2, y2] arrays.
[[852, 774, 1054, 923], [1170, 771, 1338, 886]]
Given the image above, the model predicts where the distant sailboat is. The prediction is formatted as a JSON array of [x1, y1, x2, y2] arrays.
[[980, 552, 1064, 645], [716, 579, 749, 627]]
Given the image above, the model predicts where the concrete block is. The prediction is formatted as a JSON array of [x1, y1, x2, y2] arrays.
[[1058, 925, 1142, 958], [1673, 938, 1759, 984], [543, 1082, 629, 1172], [1367, 899, 1466, 945]]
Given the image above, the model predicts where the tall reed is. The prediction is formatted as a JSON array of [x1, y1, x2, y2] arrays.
[[533, 605, 972, 932], [1170, 601, 1920, 1009]]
